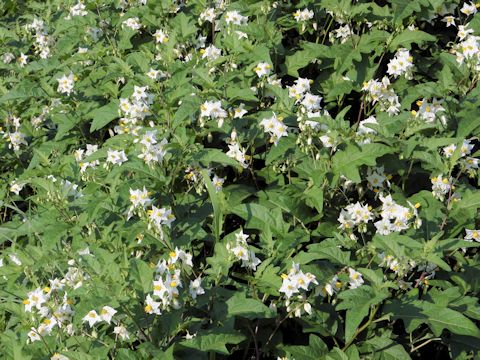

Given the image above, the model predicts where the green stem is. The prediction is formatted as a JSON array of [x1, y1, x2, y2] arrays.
[[342, 305, 379, 351]]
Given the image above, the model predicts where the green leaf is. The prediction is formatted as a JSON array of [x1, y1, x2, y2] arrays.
[[285, 42, 330, 77], [179, 333, 246, 355], [337, 286, 389, 342], [201, 169, 224, 242], [88, 101, 119, 132], [225, 292, 276, 319], [229, 203, 289, 235], [389, 30, 436, 50], [423, 305, 480, 338], [129, 258, 154, 294], [332, 143, 393, 183], [284, 335, 328, 360], [194, 148, 241, 169], [384, 299, 480, 337], [365, 337, 411, 359]]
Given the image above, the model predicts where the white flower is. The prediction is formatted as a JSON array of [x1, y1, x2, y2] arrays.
[[235, 31, 248, 40], [293, 8, 314, 22], [461, 2, 477, 16], [10, 181, 24, 195], [387, 48, 413, 78], [201, 45, 221, 61], [243, 250, 261, 271], [458, 25, 474, 41], [123, 17, 142, 31], [212, 175, 224, 192], [154, 29, 169, 44], [100, 306, 117, 324], [2, 52, 15, 64], [231, 244, 249, 261], [9, 254, 22, 266], [324, 275, 342, 296], [460, 139, 474, 157], [189, 277, 205, 299], [27, 328, 41, 343], [69, 2, 88, 17], [279, 262, 317, 299], [184, 330, 197, 339], [260, 113, 288, 146], [338, 202, 372, 231], [106, 149, 128, 166], [226, 141, 249, 168], [129, 187, 152, 209], [442, 16, 456, 27], [23, 288, 47, 312], [200, 100, 228, 121], [366, 166, 387, 188], [233, 103, 248, 118], [300, 93, 322, 111], [348, 268, 364, 289], [254, 62, 272, 77], [17, 53, 28, 67], [431, 174, 452, 200], [57, 73, 75, 95], [225, 11, 248, 25], [279, 277, 298, 298], [443, 144, 456, 158], [363, 77, 400, 116], [332, 24, 352, 43], [414, 98, 445, 124], [146, 68, 159, 80], [200, 8, 216, 23], [168, 247, 193, 267], [465, 229, 480, 242], [148, 205, 176, 228], [83, 310, 101, 327], [319, 134, 335, 149], [144, 294, 161, 314], [113, 325, 130, 340]]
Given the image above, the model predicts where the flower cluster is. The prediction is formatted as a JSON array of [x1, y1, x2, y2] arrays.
[[136, 130, 168, 168], [374, 194, 422, 235], [431, 174, 454, 201], [338, 194, 421, 236], [279, 262, 317, 299], [226, 230, 261, 271], [82, 306, 117, 327], [127, 187, 152, 219], [412, 98, 446, 124], [25, 18, 53, 59], [24, 280, 75, 343], [387, 48, 414, 78], [200, 100, 228, 127], [362, 77, 400, 115], [117, 86, 154, 134], [226, 130, 249, 169], [145, 247, 203, 314], [356, 116, 378, 145], [106, 149, 128, 166], [260, 113, 288, 146], [338, 202, 373, 232], [57, 73, 75, 95], [2, 115, 27, 151], [74, 144, 99, 174], [454, 24, 480, 70], [442, 139, 478, 176], [322, 268, 364, 297]]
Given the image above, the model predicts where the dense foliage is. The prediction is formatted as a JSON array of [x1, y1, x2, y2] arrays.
[[1, 0, 480, 359]]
